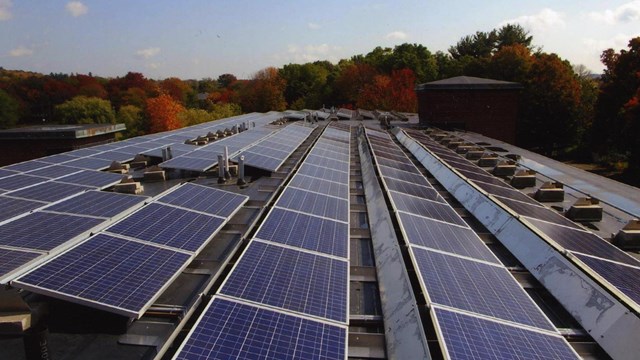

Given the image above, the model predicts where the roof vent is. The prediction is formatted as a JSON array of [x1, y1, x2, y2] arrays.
[[534, 181, 564, 202], [455, 143, 475, 154], [465, 148, 485, 160], [206, 131, 217, 140], [114, 177, 144, 194], [477, 153, 499, 167], [492, 160, 517, 178], [565, 198, 603, 222], [131, 154, 148, 169], [447, 140, 464, 149], [108, 161, 128, 174], [613, 220, 640, 249], [510, 170, 536, 189], [143, 165, 166, 182]]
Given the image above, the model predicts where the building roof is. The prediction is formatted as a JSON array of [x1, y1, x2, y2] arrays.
[[0, 123, 126, 140], [416, 76, 523, 91]]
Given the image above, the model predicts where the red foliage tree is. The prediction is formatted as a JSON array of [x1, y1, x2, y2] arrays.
[[356, 69, 417, 112], [146, 94, 185, 133], [239, 67, 287, 112]]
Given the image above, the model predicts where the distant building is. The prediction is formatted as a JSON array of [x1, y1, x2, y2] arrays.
[[0, 123, 125, 166], [416, 76, 522, 144]]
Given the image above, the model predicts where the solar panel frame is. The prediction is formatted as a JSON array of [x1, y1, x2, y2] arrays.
[[159, 156, 217, 172], [0, 174, 48, 191], [63, 157, 114, 171], [574, 253, 640, 305], [25, 165, 82, 179], [432, 307, 579, 360], [14, 234, 192, 318], [55, 170, 125, 188], [276, 187, 349, 222], [3, 160, 50, 172], [255, 207, 348, 258], [157, 183, 248, 218], [172, 297, 347, 360], [390, 191, 468, 227], [289, 174, 349, 199], [0, 248, 43, 284], [7, 181, 92, 203], [377, 165, 432, 187], [219, 241, 348, 322], [411, 247, 556, 331], [494, 195, 583, 230], [38, 153, 80, 164], [0, 196, 45, 223], [0, 168, 18, 179], [297, 163, 349, 184], [304, 155, 350, 173], [383, 178, 441, 201], [43, 191, 148, 219]]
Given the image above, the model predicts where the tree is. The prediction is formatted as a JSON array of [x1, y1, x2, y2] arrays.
[[239, 67, 287, 112], [333, 63, 378, 106], [280, 63, 329, 109], [160, 77, 192, 105], [357, 69, 417, 112], [387, 43, 438, 83], [146, 94, 185, 133], [0, 89, 20, 129], [54, 96, 115, 124], [487, 44, 533, 83], [117, 105, 146, 138], [449, 31, 497, 59], [217, 73, 238, 88], [495, 24, 533, 51]]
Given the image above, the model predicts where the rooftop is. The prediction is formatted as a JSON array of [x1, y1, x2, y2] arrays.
[[416, 75, 523, 91], [0, 123, 126, 140]]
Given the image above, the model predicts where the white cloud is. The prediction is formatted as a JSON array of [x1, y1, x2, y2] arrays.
[[0, 0, 12, 21], [385, 31, 408, 40], [583, 33, 640, 53], [589, 1, 640, 24], [66, 1, 88, 17], [136, 47, 160, 59], [308, 22, 321, 30], [9, 46, 33, 57], [499, 8, 565, 32], [147, 63, 160, 70], [285, 44, 342, 63]]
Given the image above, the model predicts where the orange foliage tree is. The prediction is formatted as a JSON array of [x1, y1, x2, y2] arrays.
[[146, 94, 185, 133], [356, 69, 417, 112], [239, 67, 287, 112]]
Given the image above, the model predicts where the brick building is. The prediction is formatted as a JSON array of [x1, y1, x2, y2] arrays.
[[416, 76, 522, 144]]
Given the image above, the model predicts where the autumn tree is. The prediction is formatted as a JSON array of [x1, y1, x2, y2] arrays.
[[487, 44, 533, 83], [357, 69, 417, 112], [146, 94, 185, 133], [160, 77, 192, 105], [0, 89, 20, 129], [54, 96, 116, 124], [239, 67, 287, 112], [217, 73, 238, 88], [117, 105, 146, 138], [333, 63, 378, 107]]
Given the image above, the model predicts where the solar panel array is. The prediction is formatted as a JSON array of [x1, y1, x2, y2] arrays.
[[173, 124, 351, 359], [233, 123, 315, 172], [13, 183, 248, 317], [364, 128, 578, 359], [404, 128, 640, 313]]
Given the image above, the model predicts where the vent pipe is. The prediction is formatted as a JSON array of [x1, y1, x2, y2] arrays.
[[217, 155, 226, 184], [237, 155, 246, 185]]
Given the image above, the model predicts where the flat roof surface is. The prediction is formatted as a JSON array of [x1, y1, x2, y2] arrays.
[[416, 76, 523, 91], [0, 124, 126, 139]]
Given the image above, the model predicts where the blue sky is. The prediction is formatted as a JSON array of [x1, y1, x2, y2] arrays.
[[1, 1, 639, 79]]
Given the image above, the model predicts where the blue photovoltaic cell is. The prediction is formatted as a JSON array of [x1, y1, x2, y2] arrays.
[[434, 307, 578, 360], [289, 174, 349, 199], [4, 160, 50, 172], [157, 183, 247, 217], [0, 248, 41, 280], [0, 196, 43, 223], [525, 217, 640, 267], [39, 153, 79, 164], [66, 148, 102, 157], [256, 207, 348, 258], [371, 146, 408, 160], [174, 298, 346, 360], [106, 203, 224, 253], [375, 156, 420, 173], [412, 248, 555, 331], [304, 155, 349, 173], [277, 188, 348, 222], [297, 164, 349, 184], [63, 157, 113, 170], [0, 174, 47, 191], [56, 170, 124, 188], [383, 178, 442, 201], [44, 191, 147, 218], [92, 151, 134, 162], [0, 212, 103, 251], [26, 165, 81, 179], [238, 151, 283, 172], [372, 150, 411, 163], [456, 168, 512, 188], [574, 253, 640, 305], [473, 180, 540, 205], [159, 156, 216, 172], [15, 234, 191, 316], [8, 181, 92, 203], [398, 212, 499, 264], [0, 168, 19, 179], [494, 195, 582, 230], [309, 148, 350, 163], [391, 191, 468, 227], [378, 165, 432, 187], [221, 242, 348, 322]]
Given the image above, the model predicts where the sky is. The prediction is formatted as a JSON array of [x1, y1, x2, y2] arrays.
[[1, 1, 640, 80]]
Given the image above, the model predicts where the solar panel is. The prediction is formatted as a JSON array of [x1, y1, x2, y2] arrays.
[[0, 248, 42, 282], [157, 183, 248, 218], [378, 165, 432, 187], [383, 178, 441, 201], [297, 163, 349, 184], [309, 147, 350, 163], [412, 247, 555, 330], [375, 156, 420, 173], [256, 207, 348, 258], [238, 151, 283, 172], [0, 168, 19, 179], [433, 307, 579, 360], [289, 174, 349, 199], [574, 253, 640, 305], [220, 241, 348, 322], [456, 168, 511, 188], [14, 234, 191, 317], [0, 196, 44, 223], [173, 297, 346, 360], [494, 195, 582, 230], [106, 203, 224, 253], [0, 174, 47, 191], [44, 191, 147, 218], [56, 170, 125, 188], [0, 212, 103, 251], [398, 212, 499, 263], [26, 165, 82, 179], [39, 153, 80, 164], [277, 188, 348, 222], [474, 180, 540, 205], [314, 141, 347, 154], [524, 217, 640, 267], [304, 155, 349, 173], [7, 181, 92, 203], [66, 148, 102, 157], [64, 157, 113, 170], [4, 160, 50, 172], [391, 191, 468, 227], [371, 150, 411, 163], [159, 156, 217, 172]]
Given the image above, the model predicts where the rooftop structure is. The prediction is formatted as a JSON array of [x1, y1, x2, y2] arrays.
[[0, 111, 637, 360]]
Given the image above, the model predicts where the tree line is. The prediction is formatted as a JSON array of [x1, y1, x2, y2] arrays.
[[0, 24, 639, 178]]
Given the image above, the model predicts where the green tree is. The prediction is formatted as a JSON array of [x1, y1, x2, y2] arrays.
[[387, 43, 438, 83], [55, 96, 116, 124], [117, 105, 146, 138], [0, 89, 20, 129], [487, 44, 533, 83], [495, 24, 533, 51], [280, 63, 328, 109]]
